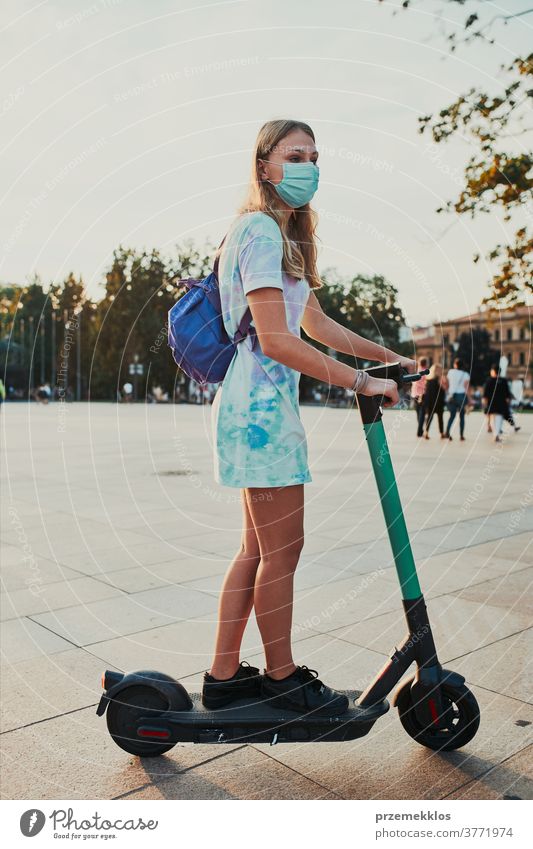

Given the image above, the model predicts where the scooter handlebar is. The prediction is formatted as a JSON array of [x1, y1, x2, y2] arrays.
[[401, 368, 430, 384], [362, 362, 428, 388]]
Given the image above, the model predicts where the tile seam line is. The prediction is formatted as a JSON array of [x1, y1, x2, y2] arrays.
[[111, 745, 249, 800], [318, 626, 533, 679], [247, 744, 346, 799], [440, 742, 533, 800]]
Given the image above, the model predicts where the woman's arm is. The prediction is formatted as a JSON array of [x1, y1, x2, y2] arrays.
[[246, 288, 400, 406], [301, 290, 415, 372]]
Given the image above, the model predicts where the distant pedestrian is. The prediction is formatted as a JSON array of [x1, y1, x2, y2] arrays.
[[122, 382, 133, 403], [0, 378, 5, 411], [445, 357, 470, 441], [423, 363, 447, 439], [483, 364, 514, 443], [412, 356, 428, 438]]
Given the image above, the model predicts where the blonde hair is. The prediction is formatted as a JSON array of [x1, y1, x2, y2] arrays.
[[218, 119, 322, 289], [428, 363, 442, 379]]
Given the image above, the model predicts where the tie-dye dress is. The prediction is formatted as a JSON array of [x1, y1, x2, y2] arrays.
[[211, 211, 313, 488]]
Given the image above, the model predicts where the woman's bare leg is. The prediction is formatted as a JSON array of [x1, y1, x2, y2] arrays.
[[209, 490, 261, 679], [245, 484, 305, 680]]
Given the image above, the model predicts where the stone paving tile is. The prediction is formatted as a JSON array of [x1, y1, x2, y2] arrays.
[[333, 594, 531, 662], [118, 745, 337, 800], [449, 569, 533, 618], [297, 540, 396, 577], [0, 647, 120, 732], [291, 572, 401, 635], [122, 783, 338, 800], [0, 548, 81, 592], [1, 575, 124, 622], [186, 559, 352, 598], [0, 617, 75, 665], [52, 540, 199, 576], [251, 687, 533, 800], [461, 533, 531, 565], [96, 559, 224, 594], [82, 616, 266, 681], [450, 630, 533, 704], [445, 745, 533, 800], [26, 585, 217, 647], [387, 550, 530, 599], [166, 527, 341, 558], [0, 706, 242, 800], [1, 525, 157, 561]]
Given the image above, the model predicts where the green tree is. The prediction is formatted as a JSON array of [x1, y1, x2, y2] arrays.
[[300, 271, 408, 399], [90, 240, 214, 400], [313, 271, 407, 361], [381, 1, 533, 306], [456, 327, 499, 386]]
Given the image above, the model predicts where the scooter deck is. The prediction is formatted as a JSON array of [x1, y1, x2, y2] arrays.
[[138, 690, 390, 745]]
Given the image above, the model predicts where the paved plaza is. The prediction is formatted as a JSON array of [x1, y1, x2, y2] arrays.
[[1, 401, 532, 800]]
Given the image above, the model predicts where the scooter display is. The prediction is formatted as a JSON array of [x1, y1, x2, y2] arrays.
[[97, 363, 480, 756]]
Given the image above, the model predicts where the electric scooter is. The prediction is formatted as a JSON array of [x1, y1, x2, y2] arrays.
[[96, 363, 480, 756]]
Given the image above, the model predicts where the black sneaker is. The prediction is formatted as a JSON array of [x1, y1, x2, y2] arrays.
[[202, 661, 262, 709], [261, 665, 349, 717]]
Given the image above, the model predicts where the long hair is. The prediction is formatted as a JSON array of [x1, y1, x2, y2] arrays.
[[218, 119, 322, 290]]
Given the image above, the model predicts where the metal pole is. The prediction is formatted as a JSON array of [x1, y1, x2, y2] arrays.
[[51, 312, 56, 393], [40, 319, 45, 384], [76, 313, 81, 401], [133, 353, 139, 402], [63, 308, 69, 397], [28, 315, 34, 393], [363, 419, 422, 600]]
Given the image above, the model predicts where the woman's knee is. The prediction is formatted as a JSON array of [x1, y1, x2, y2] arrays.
[[238, 539, 261, 565], [260, 537, 304, 572]]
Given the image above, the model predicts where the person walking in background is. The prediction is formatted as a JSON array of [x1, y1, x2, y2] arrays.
[[0, 378, 5, 411], [483, 364, 514, 443], [412, 356, 428, 438], [423, 363, 447, 439], [445, 357, 470, 441]]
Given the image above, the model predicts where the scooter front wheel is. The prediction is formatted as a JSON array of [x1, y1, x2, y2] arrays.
[[106, 685, 176, 757], [396, 677, 480, 751]]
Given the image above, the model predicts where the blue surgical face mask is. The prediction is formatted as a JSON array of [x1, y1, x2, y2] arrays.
[[262, 160, 319, 208]]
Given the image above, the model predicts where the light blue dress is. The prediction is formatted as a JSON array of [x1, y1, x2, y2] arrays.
[[211, 211, 313, 488]]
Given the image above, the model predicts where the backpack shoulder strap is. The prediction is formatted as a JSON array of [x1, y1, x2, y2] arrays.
[[213, 236, 226, 277], [213, 232, 253, 343]]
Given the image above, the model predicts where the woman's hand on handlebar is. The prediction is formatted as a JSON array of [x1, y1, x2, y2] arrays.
[[395, 356, 416, 375], [362, 377, 399, 408]]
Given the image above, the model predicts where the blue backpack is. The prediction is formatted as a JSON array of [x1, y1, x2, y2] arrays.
[[167, 236, 254, 385]]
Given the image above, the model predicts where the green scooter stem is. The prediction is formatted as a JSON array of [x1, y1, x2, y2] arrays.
[[364, 419, 422, 600]]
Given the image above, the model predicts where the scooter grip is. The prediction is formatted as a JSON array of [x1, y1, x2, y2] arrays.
[[401, 368, 429, 384]]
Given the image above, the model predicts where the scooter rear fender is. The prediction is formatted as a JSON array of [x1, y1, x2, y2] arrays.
[[96, 669, 192, 716]]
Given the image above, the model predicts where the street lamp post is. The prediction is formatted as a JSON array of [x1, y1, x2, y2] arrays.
[[76, 314, 81, 400], [51, 311, 56, 393], [128, 354, 144, 401], [40, 319, 45, 384], [133, 354, 139, 401]]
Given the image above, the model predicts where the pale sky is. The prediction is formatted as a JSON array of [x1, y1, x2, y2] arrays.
[[1, 0, 531, 326]]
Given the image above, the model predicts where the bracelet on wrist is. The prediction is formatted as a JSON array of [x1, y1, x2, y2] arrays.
[[352, 370, 369, 394]]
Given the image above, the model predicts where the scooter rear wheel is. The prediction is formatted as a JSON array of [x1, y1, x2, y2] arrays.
[[106, 685, 176, 757], [396, 677, 480, 751]]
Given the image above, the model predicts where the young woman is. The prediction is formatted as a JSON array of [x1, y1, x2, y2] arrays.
[[203, 119, 415, 716], [444, 357, 470, 442], [423, 363, 448, 439], [483, 364, 513, 443]]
